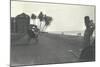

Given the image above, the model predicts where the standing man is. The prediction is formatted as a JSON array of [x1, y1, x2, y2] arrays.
[[79, 16, 95, 62], [83, 16, 95, 48]]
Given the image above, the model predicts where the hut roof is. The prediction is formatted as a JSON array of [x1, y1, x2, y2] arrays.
[[16, 13, 30, 19]]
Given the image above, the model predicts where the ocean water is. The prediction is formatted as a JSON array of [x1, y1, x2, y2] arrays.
[[48, 31, 95, 37]]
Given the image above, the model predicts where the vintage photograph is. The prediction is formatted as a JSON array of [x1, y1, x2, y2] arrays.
[[10, 0, 95, 67]]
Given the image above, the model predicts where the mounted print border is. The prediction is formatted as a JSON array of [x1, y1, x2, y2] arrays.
[[10, 0, 96, 67]]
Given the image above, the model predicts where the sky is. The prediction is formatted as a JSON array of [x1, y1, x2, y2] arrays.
[[11, 1, 95, 32]]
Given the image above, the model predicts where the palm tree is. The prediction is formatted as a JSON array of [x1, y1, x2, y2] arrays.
[[31, 13, 36, 25], [42, 15, 53, 31], [38, 12, 44, 31]]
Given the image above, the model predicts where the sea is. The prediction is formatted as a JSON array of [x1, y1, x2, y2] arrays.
[[48, 31, 95, 37]]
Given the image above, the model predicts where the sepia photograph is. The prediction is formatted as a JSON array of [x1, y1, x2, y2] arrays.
[[10, 0, 95, 67]]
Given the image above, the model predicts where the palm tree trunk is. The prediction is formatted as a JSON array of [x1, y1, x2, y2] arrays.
[[39, 21, 42, 31], [33, 19, 34, 24], [42, 25, 45, 32], [32, 19, 36, 25], [44, 26, 47, 31]]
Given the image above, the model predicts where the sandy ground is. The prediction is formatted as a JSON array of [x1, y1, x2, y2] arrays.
[[10, 33, 84, 66]]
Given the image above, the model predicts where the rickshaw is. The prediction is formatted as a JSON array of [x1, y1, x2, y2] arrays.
[[28, 24, 40, 42]]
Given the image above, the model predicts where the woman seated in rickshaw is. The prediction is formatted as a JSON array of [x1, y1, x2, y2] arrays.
[[28, 24, 40, 41]]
